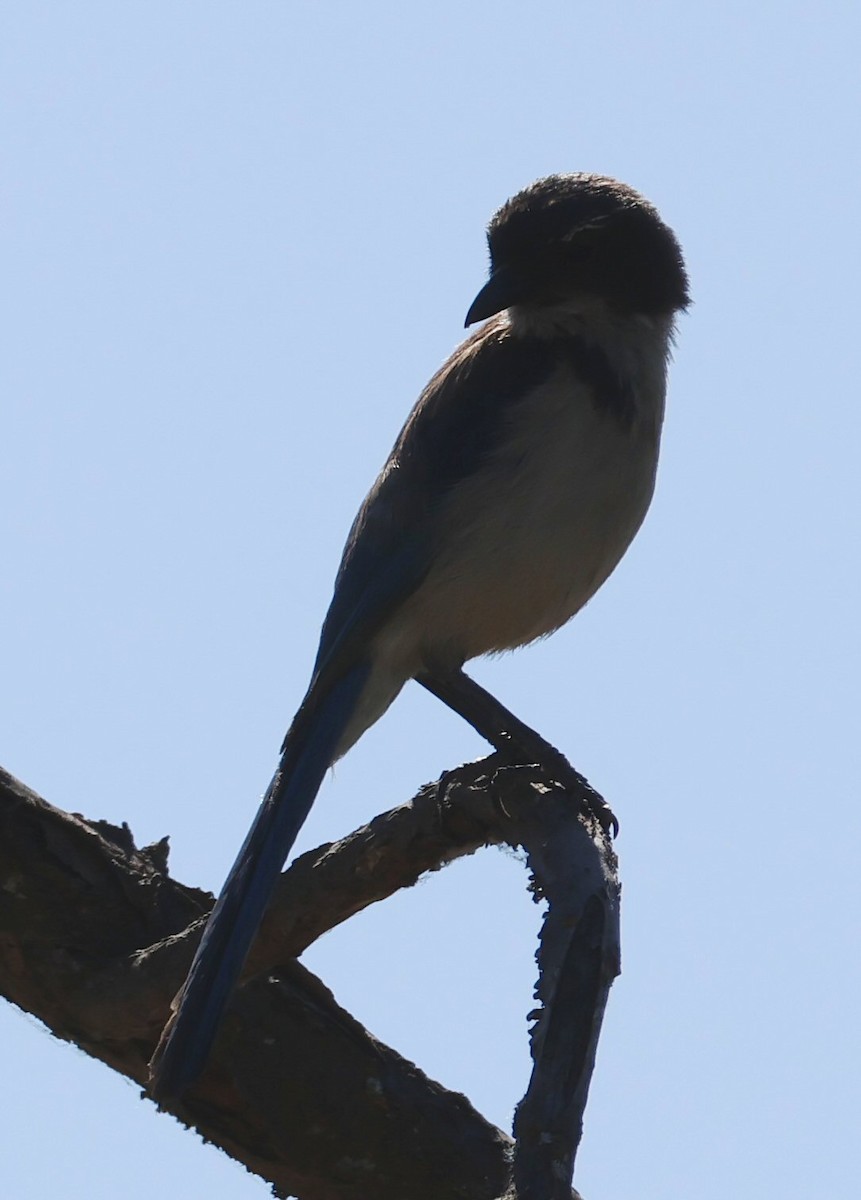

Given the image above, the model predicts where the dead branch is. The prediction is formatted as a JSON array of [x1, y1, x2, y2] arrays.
[[0, 754, 617, 1199]]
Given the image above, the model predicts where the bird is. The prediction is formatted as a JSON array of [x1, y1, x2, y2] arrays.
[[149, 172, 689, 1100]]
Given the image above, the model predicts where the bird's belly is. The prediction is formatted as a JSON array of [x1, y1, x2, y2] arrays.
[[418, 482, 651, 657], [378, 397, 661, 671]]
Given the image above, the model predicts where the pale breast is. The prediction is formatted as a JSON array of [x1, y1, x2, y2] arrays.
[[376, 350, 666, 672]]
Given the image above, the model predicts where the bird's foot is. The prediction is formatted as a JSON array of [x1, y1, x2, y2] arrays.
[[547, 761, 618, 839], [498, 740, 618, 838], [417, 668, 619, 836]]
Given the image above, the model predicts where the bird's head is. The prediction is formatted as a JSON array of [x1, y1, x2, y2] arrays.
[[465, 174, 690, 327]]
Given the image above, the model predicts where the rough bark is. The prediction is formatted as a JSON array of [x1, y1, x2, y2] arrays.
[[0, 756, 618, 1200]]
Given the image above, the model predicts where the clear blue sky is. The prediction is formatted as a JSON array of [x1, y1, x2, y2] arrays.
[[2, 3, 859, 1197]]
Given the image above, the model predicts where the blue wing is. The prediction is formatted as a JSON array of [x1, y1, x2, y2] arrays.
[[149, 317, 560, 1098], [304, 319, 557, 696]]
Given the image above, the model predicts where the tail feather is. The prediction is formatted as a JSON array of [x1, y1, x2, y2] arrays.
[[149, 661, 371, 1100]]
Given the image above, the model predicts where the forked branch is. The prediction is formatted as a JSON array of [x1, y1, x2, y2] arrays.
[[0, 756, 617, 1200]]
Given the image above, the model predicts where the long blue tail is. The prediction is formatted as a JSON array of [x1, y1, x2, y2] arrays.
[[149, 661, 370, 1100]]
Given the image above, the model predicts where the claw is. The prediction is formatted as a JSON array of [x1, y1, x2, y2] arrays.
[[533, 748, 618, 838], [591, 798, 619, 839]]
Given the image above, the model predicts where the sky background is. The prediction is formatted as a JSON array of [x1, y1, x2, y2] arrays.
[[2, 3, 860, 1197]]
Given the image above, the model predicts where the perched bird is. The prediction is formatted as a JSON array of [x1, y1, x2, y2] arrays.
[[149, 173, 689, 1099]]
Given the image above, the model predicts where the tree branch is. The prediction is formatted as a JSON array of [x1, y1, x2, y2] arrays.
[[1, 754, 618, 1199]]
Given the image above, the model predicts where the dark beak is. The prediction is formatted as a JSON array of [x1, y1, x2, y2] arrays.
[[464, 265, 525, 326]]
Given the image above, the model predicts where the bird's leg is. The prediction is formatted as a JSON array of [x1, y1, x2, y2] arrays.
[[416, 667, 618, 836]]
